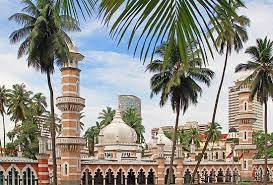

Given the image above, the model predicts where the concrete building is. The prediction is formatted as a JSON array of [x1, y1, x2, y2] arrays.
[[151, 121, 209, 136], [118, 95, 141, 116], [229, 79, 263, 131]]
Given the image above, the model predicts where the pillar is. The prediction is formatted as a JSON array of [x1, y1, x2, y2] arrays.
[[56, 44, 85, 185], [37, 153, 50, 185]]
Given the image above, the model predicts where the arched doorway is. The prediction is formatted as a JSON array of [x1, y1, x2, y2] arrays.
[[94, 169, 103, 185], [217, 168, 224, 182], [183, 169, 191, 184], [116, 169, 125, 185], [22, 167, 37, 185], [137, 169, 145, 185], [7, 167, 20, 185], [105, 169, 114, 185], [82, 169, 92, 185], [165, 168, 175, 184], [127, 169, 136, 185], [147, 169, 155, 185]]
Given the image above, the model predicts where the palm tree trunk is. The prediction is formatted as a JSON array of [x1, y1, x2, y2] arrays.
[[192, 45, 229, 181], [263, 100, 268, 185], [167, 103, 180, 185], [47, 70, 57, 185], [2, 114, 6, 150]]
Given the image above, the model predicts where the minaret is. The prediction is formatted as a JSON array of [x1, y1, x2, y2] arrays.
[[234, 83, 257, 179], [56, 44, 85, 185]]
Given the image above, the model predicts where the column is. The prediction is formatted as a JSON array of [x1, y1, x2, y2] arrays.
[[36, 153, 50, 185]]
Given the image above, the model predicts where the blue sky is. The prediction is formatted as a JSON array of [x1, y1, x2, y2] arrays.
[[0, 0, 273, 141]]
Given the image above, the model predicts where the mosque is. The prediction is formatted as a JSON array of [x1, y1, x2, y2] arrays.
[[0, 46, 272, 185]]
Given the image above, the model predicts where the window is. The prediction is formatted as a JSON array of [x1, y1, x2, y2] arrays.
[[244, 131, 247, 140], [243, 160, 247, 170], [215, 152, 218, 160], [63, 163, 69, 176]]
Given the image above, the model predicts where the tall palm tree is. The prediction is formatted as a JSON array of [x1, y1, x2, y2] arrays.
[[122, 108, 145, 143], [9, 1, 80, 184], [0, 85, 10, 149], [146, 41, 214, 185], [98, 107, 116, 127], [192, 0, 250, 178], [235, 37, 273, 185], [7, 84, 32, 125], [56, 0, 242, 66]]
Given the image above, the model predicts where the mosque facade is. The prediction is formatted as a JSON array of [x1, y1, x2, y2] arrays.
[[0, 48, 271, 185]]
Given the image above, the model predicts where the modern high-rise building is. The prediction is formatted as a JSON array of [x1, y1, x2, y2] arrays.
[[228, 79, 263, 131], [118, 95, 141, 116]]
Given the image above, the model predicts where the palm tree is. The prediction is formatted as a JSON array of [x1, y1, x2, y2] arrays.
[[188, 128, 201, 149], [192, 0, 250, 178], [9, 1, 80, 184], [7, 84, 32, 125], [84, 126, 99, 156], [205, 122, 222, 158], [98, 107, 115, 127], [122, 108, 145, 143], [146, 41, 214, 185], [0, 85, 10, 149], [235, 37, 273, 185], [31, 93, 47, 116], [56, 0, 242, 66]]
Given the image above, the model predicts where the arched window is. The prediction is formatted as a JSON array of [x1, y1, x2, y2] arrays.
[[244, 131, 247, 140], [63, 163, 69, 176], [215, 152, 218, 160], [7, 167, 20, 185], [244, 101, 248, 111], [23, 167, 36, 185]]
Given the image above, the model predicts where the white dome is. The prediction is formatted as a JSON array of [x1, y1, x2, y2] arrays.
[[99, 109, 137, 144], [156, 128, 173, 151]]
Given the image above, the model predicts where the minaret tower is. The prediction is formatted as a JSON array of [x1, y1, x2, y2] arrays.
[[234, 83, 257, 179], [56, 44, 85, 185]]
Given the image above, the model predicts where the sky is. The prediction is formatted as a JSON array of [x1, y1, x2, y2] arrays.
[[0, 0, 273, 142]]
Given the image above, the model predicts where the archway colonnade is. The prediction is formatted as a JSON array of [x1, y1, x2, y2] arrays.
[[0, 165, 38, 185], [81, 168, 156, 185]]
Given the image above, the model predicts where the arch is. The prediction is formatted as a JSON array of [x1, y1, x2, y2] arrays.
[[127, 169, 136, 185], [201, 168, 209, 183], [105, 169, 114, 185], [183, 169, 192, 184], [5, 165, 21, 177], [116, 169, 125, 185], [164, 166, 176, 175], [136, 167, 146, 174], [82, 168, 92, 185], [165, 168, 175, 184], [22, 166, 38, 185], [94, 169, 104, 185], [6, 165, 20, 185], [208, 168, 216, 183], [81, 166, 92, 174], [22, 165, 38, 178], [216, 168, 224, 183], [93, 167, 104, 176], [147, 168, 155, 185], [225, 168, 232, 182], [137, 169, 145, 185]]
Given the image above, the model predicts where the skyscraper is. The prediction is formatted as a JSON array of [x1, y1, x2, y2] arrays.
[[118, 95, 141, 116], [228, 79, 263, 131]]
